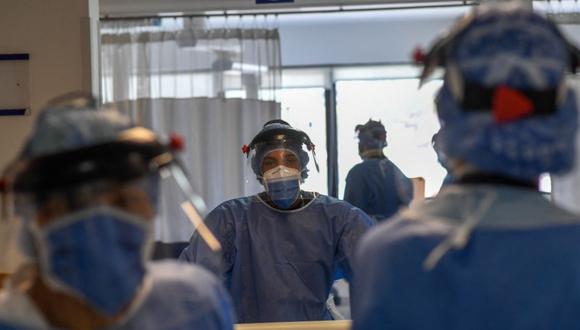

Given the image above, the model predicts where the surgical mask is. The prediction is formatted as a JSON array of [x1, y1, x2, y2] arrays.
[[30, 206, 152, 317], [263, 165, 301, 209]]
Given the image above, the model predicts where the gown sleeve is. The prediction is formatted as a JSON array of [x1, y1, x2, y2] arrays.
[[179, 204, 237, 287]]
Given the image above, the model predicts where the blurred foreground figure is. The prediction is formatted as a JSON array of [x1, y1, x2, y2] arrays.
[[344, 119, 413, 221], [352, 4, 580, 330], [181, 120, 373, 323], [0, 93, 234, 330]]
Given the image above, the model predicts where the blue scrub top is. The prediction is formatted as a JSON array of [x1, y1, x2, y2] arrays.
[[180, 193, 374, 323], [352, 184, 580, 330], [122, 261, 235, 329], [0, 261, 235, 330], [344, 158, 413, 221]]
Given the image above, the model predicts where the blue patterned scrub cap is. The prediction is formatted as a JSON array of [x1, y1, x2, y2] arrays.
[[20, 92, 131, 159], [421, 3, 580, 180]]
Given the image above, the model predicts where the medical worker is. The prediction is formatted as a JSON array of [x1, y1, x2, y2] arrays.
[[344, 119, 413, 221], [352, 4, 580, 330], [180, 119, 374, 323], [0, 93, 234, 330]]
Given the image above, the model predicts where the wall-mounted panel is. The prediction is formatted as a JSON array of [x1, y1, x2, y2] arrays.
[[0, 53, 30, 116]]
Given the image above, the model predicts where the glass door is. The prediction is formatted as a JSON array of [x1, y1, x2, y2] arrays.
[[335, 78, 445, 197]]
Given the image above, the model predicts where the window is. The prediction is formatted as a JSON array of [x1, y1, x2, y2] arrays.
[[280, 65, 449, 197], [280, 87, 328, 195], [336, 78, 445, 197]]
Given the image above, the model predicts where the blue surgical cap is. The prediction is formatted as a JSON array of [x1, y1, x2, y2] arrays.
[[356, 119, 387, 151], [20, 95, 131, 159], [432, 4, 579, 180]]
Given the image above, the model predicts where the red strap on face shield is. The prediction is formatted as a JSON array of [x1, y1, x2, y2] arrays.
[[492, 86, 534, 124]]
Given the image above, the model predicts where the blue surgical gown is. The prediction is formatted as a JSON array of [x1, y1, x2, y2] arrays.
[[344, 158, 413, 221], [0, 261, 235, 330], [180, 193, 374, 323], [352, 184, 580, 330]]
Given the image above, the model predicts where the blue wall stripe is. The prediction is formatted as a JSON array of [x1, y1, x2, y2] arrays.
[[0, 109, 27, 116], [0, 54, 29, 61]]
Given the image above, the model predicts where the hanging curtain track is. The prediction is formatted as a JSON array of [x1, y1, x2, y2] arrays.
[[101, 1, 477, 21]]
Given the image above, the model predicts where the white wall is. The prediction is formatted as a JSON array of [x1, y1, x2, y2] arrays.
[[561, 25, 580, 45], [201, 6, 471, 67], [277, 7, 580, 67], [278, 7, 469, 66], [0, 1, 98, 172]]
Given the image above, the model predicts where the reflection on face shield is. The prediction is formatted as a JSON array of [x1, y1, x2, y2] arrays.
[[263, 165, 301, 209], [260, 149, 302, 174], [15, 175, 158, 226]]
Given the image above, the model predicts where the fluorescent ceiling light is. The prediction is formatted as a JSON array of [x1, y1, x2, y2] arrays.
[[158, 12, 184, 17], [232, 63, 268, 72]]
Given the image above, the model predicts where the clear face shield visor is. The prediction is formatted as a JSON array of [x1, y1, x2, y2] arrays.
[[4, 154, 220, 252], [0, 138, 221, 319], [244, 140, 319, 183]]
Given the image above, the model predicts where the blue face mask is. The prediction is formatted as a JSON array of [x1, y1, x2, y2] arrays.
[[32, 206, 151, 317], [263, 165, 301, 210]]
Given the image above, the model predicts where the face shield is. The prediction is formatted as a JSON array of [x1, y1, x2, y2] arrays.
[[244, 128, 321, 208], [252, 141, 308, 180], [250, 141, 305, 209], [0, 128, 220, 319], [244, 133, 321, 197]]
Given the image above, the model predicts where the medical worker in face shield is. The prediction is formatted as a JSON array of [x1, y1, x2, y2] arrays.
[[352, 4, 580, 330], [0, 93, 234, 330], [180, 119, 374, 323], [344, 120, 413, 222]]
